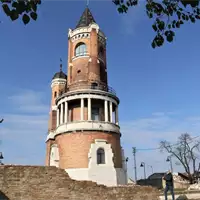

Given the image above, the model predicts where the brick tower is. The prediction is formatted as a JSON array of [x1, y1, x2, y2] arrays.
[[46, 7, 128, 186]]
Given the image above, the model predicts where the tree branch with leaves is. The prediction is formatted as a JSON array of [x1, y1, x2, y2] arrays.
[[160, 133, 200, 183], [1, 0, 41, 24], [1, 0, 200, 48], [113, 0, 200, 48]]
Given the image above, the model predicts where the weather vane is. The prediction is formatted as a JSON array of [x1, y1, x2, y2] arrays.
[[86, 0, 89, 7], [60, 58, 62, 72]]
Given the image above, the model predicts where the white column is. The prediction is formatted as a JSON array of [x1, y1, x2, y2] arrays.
[[56, 106, 60, 127], [81, 98, 84, 121], [88, 98, 91, 120], [109, 101, 113, 123], [65, 101, 68, 123], [104, 100, 108, 122], [60, 103, 63, 124], [115, 105, 119, 125]]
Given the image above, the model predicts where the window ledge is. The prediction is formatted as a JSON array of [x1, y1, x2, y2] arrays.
[[72, 54, 89, 61]]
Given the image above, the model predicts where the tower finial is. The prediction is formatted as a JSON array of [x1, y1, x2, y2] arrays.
[[60, 58, 62, 72], [86, 0, 89, 7]]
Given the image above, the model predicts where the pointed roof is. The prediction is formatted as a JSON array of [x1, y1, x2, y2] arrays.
[[76, 7, 96, 28]]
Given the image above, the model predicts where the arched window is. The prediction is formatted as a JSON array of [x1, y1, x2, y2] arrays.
[[54, 91, 57, 98], [75, 43, 87, 57], [50, 144, 59, 167], [97, 148, 105, 164]]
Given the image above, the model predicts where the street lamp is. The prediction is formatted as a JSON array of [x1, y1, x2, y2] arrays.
[[125, 157, 129, 184], [148, 165, 153, 174], [0, 152, 4, 165], [140, 162, 146, 180], [166, 156, 173, 173]]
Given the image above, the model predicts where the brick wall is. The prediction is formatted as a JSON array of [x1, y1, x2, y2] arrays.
[[56, 131, 122, 169], [0, 165, 159, 200]]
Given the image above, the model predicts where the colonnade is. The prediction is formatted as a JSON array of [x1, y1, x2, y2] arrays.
[[56, 98, 119, 127]]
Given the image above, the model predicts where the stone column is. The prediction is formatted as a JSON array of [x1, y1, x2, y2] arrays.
[[109, 101, 113, 123], [56, 106, 60, 127], [81, 98, 84, 121], [88, 98, 91, 120], [60, 103, 63, 124], [65, 101, 68, 123], [104, 100, 108, 122], [115, 105, 119, 125]]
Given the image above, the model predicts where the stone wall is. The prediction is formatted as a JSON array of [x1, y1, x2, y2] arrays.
[[0, 165, 159, 200]]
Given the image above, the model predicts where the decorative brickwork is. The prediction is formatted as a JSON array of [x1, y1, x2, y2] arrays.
[[0, 165, 159, 200]]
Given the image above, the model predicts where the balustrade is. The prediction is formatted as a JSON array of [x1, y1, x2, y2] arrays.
[[56, 97, 119, 127]]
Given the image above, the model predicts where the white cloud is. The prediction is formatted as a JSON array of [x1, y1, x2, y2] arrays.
[[8, 89, 49, 113], [0, 89, 48, 165]]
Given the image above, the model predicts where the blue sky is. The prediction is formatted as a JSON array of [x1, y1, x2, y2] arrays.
[[1, 0, 200, 180]]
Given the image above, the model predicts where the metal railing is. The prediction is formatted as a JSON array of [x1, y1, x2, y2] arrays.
[[66, 81, 116, 96]]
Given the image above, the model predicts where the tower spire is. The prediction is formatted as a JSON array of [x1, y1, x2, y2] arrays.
[[60, 58, 62, 72], [76, 7, 96, 28]]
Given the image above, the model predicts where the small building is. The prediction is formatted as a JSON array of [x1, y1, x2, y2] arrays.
[[137, 172, 189, 189]]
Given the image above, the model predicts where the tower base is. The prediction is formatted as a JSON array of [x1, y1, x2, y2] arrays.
[[65, 167, 127, 186]]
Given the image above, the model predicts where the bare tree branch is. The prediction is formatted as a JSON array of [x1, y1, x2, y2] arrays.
[[160, 133, 200, 183]]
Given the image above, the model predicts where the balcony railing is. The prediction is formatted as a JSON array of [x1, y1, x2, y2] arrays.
[[66, 81, 116, 96]]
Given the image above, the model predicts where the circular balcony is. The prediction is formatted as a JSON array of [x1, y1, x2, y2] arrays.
[[47, 121, 120, 141], [66, 81, 116, 96]]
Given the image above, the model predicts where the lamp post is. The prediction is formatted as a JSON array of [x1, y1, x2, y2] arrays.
[[140, 162, 146, 180], [0, 152, 4, 165], [166, 156, 173, 173], [125, 157, 128, 184], [148, 165, 153, 174]]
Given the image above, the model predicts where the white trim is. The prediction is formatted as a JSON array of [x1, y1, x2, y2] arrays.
[[56, 121, 120, 134], [65, 168, 126, 186], [57, 93, 118, 107], [104, 100, 108, 122], [52, 105, 57, 111], [46, 121, 120, 140], [68, 23, 100, 38], [51, 78, 66, 88], [64, 102, 68, 123], [72, 54, 89, 61], [56, 107, 59, 127]]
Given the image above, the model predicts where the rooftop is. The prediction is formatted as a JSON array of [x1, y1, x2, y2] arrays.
[[76, 7, 96, 28]]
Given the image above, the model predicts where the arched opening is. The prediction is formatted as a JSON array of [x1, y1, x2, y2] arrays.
[[97, 148, 105, 164], [75, 43, 87, 57], [50, 144, 59, 167]]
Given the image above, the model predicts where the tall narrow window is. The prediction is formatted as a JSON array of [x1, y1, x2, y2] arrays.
[[97, 148, 105, 164], [75, 43, 87, 57], [70, 66, 72, 83]]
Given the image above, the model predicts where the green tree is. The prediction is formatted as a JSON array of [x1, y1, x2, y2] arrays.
[[1, 0, 200, 48], [113, 0, 200, 48], [1, 0, 41, 24]]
